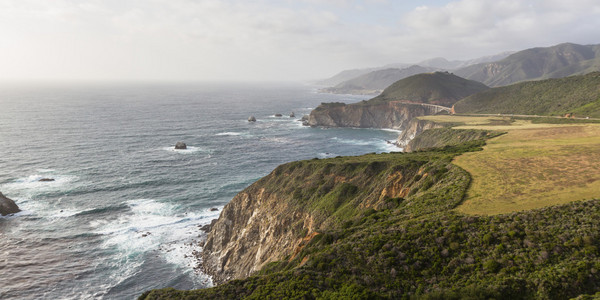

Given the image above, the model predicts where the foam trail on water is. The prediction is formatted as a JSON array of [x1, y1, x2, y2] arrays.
[[162, 146, 205, 154], [215, 132, 242, 136], [94, 199, 220, 289]]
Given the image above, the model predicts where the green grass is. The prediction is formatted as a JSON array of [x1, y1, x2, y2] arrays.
[[454, 123, 600, 215], [453, 72, 600, 118]]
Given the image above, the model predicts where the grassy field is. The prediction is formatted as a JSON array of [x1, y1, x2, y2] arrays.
[[421, 115, 600, 215]]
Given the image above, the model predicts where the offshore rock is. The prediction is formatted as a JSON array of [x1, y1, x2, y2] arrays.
[[248, 116, 256, 122], [289, 112, 295, 118], [274, 113, 283, 117], [0, 192, 20, 216], [39, 178, 55, 182], [175, 142, 187, 150]]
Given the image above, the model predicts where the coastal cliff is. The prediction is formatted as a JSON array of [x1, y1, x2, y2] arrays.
[[396, 118, 445, 150], [306, 101, 447, 130], [202, 151, 463, 284]]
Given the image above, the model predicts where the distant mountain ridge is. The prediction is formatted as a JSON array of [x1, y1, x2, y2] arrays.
[[454, 43, 600, 87], [314, 51, 513, 89], [319, 65, 439, 95]]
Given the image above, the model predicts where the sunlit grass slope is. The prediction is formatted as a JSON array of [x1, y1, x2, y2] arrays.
[[446, 119, 600, 215]]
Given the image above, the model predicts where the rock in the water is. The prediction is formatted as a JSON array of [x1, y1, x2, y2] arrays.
[[175, 142, 187, 149], [274, 113, 283, 117], [39, 178, 55, 182], [210, 207, 219, 211], [0, 192, 20, 216], [289, 112, 295, 118], [300, 114, 310, 126], [248, 116, 256, 122]]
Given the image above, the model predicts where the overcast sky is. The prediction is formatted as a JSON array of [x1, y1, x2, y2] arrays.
[[1, 0, 599, 82]]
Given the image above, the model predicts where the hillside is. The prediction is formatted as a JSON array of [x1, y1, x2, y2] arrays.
[[315, 51, 512, 90], [455, 43, 600, 87], [372, 72, 489, 107], [141, 137, 600, 299], [319, 66, 438, 95], [453, 72, 600, 117]]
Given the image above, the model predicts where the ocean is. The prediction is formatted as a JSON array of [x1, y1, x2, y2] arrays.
[[0, 82, 401, 299]]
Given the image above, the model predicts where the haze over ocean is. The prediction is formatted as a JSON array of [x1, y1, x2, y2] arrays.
[[0, 82, 400, 299]]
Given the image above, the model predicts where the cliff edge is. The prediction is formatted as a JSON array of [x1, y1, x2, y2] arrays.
[[306, 101, 448, 130], [202, 151, 467, 284]]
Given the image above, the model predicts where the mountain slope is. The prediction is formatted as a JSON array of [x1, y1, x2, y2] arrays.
[[455, 43, 600, 87], [372, 71, 489, 107], [320, 65, 438, 95], [315, 51, 512, 91], [453, 72, 600, 117]]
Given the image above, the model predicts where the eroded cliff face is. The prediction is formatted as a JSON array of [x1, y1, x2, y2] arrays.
[[396, 118, 445, 151], [306, 101, 448, 130], [202, 153, 435, 284]]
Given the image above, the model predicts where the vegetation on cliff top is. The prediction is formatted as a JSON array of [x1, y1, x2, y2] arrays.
[[139, 132, 600, 299], [454, 123, 600, 215], [453, 72, 600, 118]]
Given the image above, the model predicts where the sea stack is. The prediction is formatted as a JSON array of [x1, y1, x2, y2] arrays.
[[248, 116, 256, 122], [175, 142, 187, 150], [0, 192, 20, 216]]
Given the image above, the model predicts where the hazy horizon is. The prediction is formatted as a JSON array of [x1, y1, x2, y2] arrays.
[[2, 0, 600, 82]]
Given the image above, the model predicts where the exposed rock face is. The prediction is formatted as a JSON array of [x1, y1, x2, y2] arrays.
[[307, 101, 448, 130], [202, 155, 429, 284], [0, 192, 20, 216], [397, 119, 445, 151], [175, 142, 187, 149]]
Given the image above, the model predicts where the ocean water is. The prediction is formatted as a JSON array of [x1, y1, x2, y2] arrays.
[[0, 82, 401, 299]]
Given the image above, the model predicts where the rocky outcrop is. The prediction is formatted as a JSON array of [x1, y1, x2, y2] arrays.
[[396, 118, 445, 151], [306, 101, 448, 130], [0, 192, 20, 216], [175, 142, 187, 149], [202, 154, 435, 284]]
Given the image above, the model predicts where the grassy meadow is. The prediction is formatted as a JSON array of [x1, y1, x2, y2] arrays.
[[418, 115, 600, 215]]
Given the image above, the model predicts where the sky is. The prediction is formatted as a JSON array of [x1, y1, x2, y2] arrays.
[[1, 0, 600, 82]]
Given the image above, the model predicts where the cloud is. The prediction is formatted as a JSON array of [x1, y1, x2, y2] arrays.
[[395, 0, 600, 60], [0, 0, 599, 81]]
